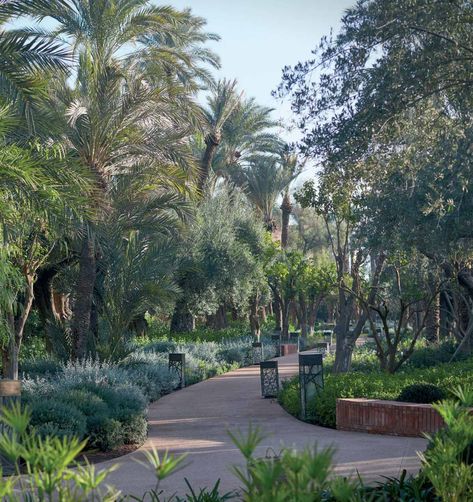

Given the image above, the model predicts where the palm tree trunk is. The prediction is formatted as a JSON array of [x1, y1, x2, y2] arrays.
[[280, 191, 292, 249], [171, 298, 195, 332], [199, 131, 221, 191], [71, 235, 96, 360]]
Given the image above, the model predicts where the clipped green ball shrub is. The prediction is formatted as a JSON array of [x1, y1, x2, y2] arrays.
[[397, 383, 447, 404]]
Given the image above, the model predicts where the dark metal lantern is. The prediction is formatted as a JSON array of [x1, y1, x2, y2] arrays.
[[299, 353, 324, 420], [169, 353, 186, 389], [252, 341, 263, 365], [260, 361, 279, 398]]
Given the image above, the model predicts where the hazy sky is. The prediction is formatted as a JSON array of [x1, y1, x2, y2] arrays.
[[167, 0, 354, 127]]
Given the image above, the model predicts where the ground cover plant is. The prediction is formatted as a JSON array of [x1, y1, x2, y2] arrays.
[[20, 329, 277, 452], [0, 386, 471, 501], [279, 344, 473, 428]]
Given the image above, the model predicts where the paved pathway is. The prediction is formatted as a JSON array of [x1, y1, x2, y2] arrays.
[[102, 352, 427, 498]]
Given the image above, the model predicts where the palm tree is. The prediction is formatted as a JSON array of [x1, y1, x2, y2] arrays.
[[0, 11, 70, 126], [279, 152, 302, 248], [230, 151, 302, 233], [212, 97, 281, 175], [198, 79, 242, 191], [8, 0, 214, 358]]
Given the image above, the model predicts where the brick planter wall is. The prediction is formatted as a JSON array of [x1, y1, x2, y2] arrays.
[[336, 398, 445, 437], [280, 343, 298, 356]]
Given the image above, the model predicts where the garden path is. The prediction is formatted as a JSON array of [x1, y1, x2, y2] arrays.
[[101, 351, 427, 498]]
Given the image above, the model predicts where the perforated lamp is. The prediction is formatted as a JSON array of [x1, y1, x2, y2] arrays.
[[299, 353, 324, 420], [168, 353, 186, 389]]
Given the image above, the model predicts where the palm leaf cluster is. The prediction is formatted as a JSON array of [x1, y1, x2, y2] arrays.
[[0, 0, 294, 373]]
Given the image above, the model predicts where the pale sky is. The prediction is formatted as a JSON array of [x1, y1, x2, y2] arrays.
[[167, 0, 354, 129]]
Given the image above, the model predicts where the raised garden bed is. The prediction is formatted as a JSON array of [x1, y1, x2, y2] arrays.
[[336, 398, 444, 437]]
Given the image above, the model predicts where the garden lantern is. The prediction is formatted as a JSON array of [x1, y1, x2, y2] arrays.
[[299, 353, 324, 420], [271, 334, 281, 357], [260, 361, 279, 398], [169, 353, 186, 389], [252, 342, 263, 365]]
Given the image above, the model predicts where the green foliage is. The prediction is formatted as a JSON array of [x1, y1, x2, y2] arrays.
[[21, 333, 276, 452], [398, 383, 447, 404], [407, 341, 467, 368], [230, 425, 358, 501], [29, 398, 87, 440], [421, 388, 473, 501], [278, 378, 300, 418], [279, 357, 473, 428]]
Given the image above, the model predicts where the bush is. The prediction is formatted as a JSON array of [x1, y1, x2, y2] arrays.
[[55, 389, 109, 419], [80, 383, 147, 422], [120, 351, 178, 401], [407, 340, 463, 368], [278, 378, 300, 417], [279, 358, 473, 428], [30, 399, 87, 439], [121, 415, 148, 445], [20, 358, 62, 377], [398, 383, 447, 404], [85, 411, 124, 451]]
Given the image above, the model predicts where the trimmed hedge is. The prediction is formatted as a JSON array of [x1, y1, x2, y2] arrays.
[[397, 383, 447, 404], [279, 358, 473, 428]]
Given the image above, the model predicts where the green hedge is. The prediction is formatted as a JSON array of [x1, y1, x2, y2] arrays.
[[279, 358, 473, 428]]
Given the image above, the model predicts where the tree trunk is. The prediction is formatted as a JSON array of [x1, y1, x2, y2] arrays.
[[260, 306, 267, 323], [273, 300, 282, 332], [207, 305, 227, 330], [332, 289, 354, 372], [425, 294, 440, 343], [5, 275, 35, 379], [199, 131, 221, 191], [71, 236, 96, 360], [249, 296, 261, 340], [333, 253, 385, 373], [170, 298, 195, 333], [298, 294, 308, 345], [439, 290, 452, 339], [281, 300, 290, 340], [308, 298, 321, 336], [280, 191, 292, 249]]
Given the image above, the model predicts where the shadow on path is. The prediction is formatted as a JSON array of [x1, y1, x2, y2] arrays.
[[101, 352, 427, 497]]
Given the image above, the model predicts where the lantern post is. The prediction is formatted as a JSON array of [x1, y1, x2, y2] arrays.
[[260, 361, 279, 398], [169, 353, 186, 389], [299, 353, 324, 420], [252, 341, 263, 365]]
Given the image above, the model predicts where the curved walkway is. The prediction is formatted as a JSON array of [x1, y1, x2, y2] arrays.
[[102, 352, 427, 497]]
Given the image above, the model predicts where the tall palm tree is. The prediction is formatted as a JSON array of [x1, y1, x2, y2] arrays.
[[279, 152, 302, 248], [198, 79, 241, 191], [212, 97, 281, 175], [0, 11, 71, 126], [230, 151, 302, 233], [8, 0, 214, 358]]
